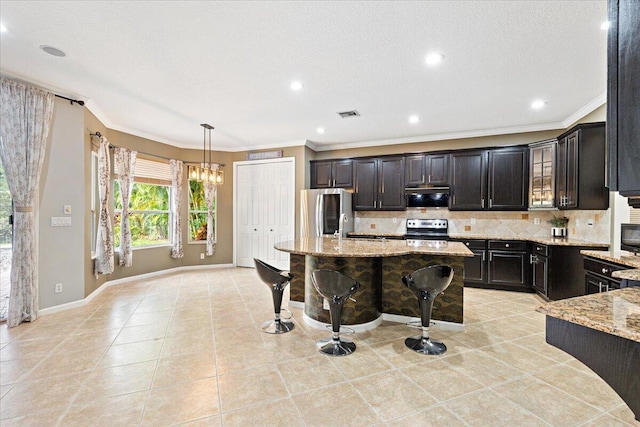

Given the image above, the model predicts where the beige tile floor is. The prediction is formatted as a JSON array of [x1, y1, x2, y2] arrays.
[[0, 267, 638, 427]]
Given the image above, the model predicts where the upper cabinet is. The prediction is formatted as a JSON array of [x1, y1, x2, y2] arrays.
[[556, 123, 609, 210], [404, 153, 449, 187], [607, 0, 640, 197], [529, 140, 556, 209], [353, 156, 405, 210], [310, 159, 353, 189], [450, 147, 528, 211], [450, 150, 488, 210]]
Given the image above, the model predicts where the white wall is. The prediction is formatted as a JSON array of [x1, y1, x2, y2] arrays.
[[38, 98, 85, 309], [610, 192, 631, 252]]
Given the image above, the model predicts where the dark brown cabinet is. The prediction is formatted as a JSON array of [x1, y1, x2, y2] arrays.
[[457, 240, 487, 284], [450, 147, 527, 211], [405, 153, 449, 187], [487, 240, 529, 290], [488, 147, 528, 210], [310, 160, 353, 189], [450, 150, 487, 210], [532, 245, 608, 300], [556, 123, 609, 210], [353, 156, 405, 210], [607, 0, 640, 196], [583, 256, 626, 294]]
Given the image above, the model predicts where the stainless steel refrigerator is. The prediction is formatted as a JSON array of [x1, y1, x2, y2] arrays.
[[300, 189, 354, 238]]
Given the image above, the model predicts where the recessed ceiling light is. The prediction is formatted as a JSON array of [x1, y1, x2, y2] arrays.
[[316, 127, 325, 134], [600, 21, 610, 31], [290, 81, 303, 91], [40, 45, 66, 57], [0, 23, 7, 33], [408, 115, 420, 124], [531, 100, 546, 110], [425, 52, 444, 66]]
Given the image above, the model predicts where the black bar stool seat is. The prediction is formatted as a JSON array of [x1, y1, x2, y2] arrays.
[[402, 265, 454, 355], [311, 269, 361, 356], [254, 258, 295, 334]]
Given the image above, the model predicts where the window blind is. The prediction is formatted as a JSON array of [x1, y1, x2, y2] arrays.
[[114, 157, 173, 185], [630, 206, 640, 224]]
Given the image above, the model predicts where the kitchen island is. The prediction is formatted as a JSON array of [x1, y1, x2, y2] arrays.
[[274, 237, 473, 330], [538, 288, 640, 421]]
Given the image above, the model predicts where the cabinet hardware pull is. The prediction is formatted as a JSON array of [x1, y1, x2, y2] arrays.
[[482, 252, 486, 262], [481, 198, 485, 208], [530, 254, 535, 263], [505, 243, 509, 248], [428, 174, 431, 183], [422, 174, 425, 183], [602, 268, 608, 274], [598, 282, 603, 292], [489, 199, 493, 208], [489, 252, 493, 261]]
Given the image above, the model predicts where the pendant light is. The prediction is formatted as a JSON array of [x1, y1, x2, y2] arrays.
[[188, 124, 224, 184]]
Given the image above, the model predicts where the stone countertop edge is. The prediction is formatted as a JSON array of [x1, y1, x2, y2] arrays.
[[348, 232, 609, 247], [274, 238, 474, 258], [612, 269, 640, 281], [581, 250, 640, 269], [536, 288, 640, 343]]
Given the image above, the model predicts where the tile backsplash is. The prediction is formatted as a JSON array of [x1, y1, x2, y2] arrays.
[[354, 209, 610, 243]]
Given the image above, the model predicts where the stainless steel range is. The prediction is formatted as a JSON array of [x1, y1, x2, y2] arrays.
[[405, 219, 449, 241]]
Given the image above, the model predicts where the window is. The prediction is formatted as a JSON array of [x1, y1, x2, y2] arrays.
[[114, 158, 172, 248], [188, 180, 215, 242]]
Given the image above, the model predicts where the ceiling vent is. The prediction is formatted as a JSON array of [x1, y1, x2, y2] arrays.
[[337, 110, 360, 118]]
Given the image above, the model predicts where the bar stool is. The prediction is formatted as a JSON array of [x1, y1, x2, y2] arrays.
[[254, 258, 295, 334], [402, 265, 454, 355], [311, 269, 361, 356]]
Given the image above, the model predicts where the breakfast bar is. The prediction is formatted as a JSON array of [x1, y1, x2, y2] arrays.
[[538, 288, 640, 421], [274, 237, 473, 330]]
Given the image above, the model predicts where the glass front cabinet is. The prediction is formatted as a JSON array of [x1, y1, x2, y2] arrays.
[[529, 140, 556, 209]]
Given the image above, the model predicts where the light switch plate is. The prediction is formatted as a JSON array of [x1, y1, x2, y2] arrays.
[[51, 217, 72, 227]]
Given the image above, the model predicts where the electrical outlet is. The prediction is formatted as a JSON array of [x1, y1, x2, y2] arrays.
[[54, 283, 63, 293], [588, 219, 594, 226], [534, 218, 540, 225], [470, 218, 476, 225], [392, 217, 398, 224], [200, 253, 205, 260]]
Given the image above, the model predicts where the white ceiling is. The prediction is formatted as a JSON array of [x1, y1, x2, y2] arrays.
[[0, 1, 607, 151]]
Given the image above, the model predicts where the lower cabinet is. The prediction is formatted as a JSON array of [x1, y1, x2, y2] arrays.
[[583, 256, 626, 295], [453, 239, 530, 292], [532, 245, 608, 300]]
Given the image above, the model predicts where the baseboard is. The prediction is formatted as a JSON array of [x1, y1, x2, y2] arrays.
[[39, 263, 235, 316], [288, 301, 305, 310]]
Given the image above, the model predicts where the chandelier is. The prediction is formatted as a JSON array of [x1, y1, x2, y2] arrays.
[[188, 123, 224, 184]]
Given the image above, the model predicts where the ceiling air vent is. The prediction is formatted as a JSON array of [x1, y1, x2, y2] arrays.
[[337, 110, 360, 118]]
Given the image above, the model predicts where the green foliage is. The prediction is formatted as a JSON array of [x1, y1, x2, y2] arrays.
[[547, 215, 569, 227], [114, 182, 170, 247], [0, 163, 13, 245]]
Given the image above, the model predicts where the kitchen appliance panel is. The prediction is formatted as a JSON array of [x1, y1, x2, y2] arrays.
[[300, 189, 353, 238]]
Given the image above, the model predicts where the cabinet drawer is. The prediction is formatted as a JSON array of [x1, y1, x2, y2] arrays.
[[583, 257, 626, 279], [488, 240, 528, 251], [532, 244, 549, 257]]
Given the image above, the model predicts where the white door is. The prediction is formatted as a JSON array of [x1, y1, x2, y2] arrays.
[[234, 158, 295, 270]]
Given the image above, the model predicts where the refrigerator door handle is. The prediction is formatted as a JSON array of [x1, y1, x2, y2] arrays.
[[317, 194, 323, 236]]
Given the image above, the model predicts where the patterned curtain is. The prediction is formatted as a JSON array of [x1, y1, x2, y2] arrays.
[[170, 159, 184, 258], [204, 179, 217, 256], [114, 148, 137, 267], [94, 135, 114, 275], [0, 78, 54, 327]]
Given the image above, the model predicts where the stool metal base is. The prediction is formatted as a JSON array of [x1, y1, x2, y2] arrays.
[[261, 319, 295, 334], [405, 336, 447, 355], [316, 338, 356, 356]]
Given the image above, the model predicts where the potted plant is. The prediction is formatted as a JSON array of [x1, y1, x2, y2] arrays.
[[548, 215, 569, 238]]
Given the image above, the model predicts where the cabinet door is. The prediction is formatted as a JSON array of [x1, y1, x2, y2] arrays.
[[378, 157, 406, 210], [463, 250, 487, 283], [532, 255, 548, 295], [488, 148, 528, 210], [488, 251, 527, 287], [405, 155, 426, 187], [311, 161, 333, 189], [565, 131, 579, 208], [353, 159, 378, 210], [332, 160, 353, 188], [426, 154, 449, 185], [450, 151, 487, 210]]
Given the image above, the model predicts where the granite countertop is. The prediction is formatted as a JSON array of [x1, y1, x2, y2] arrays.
[[537, 288, 640, 342], [275, 237, 474, 258], [612, 270, 640, 281], [450, 234, 609, 247], [347, 231, 608, 247], [581, 249, 640, 269]]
